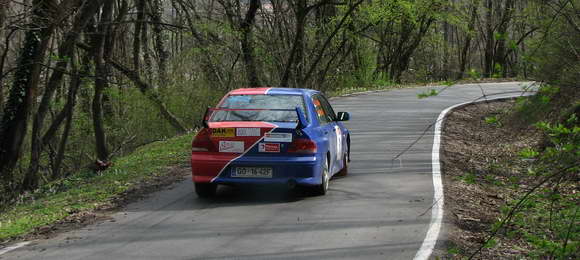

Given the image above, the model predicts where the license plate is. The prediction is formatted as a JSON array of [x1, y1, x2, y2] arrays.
[[233, 167, 273, 178]]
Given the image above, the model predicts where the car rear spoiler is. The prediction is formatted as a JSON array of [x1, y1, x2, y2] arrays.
[[201, 107, 309, 129], [294, 107, 308, 129]]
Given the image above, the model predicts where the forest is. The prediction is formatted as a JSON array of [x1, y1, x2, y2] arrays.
[[0, 0, 577, 209]]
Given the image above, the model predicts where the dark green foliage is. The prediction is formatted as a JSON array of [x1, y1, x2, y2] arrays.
[[484, 115, 502, 127], [529, 4, 580, 89], [417, 89, 439, 99]]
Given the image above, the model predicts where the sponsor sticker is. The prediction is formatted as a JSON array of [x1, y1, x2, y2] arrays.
[[236, 128, 261, 137], [212, 128, 235, 137], [219, 141, 244, 153], [335, 125, 343, 160], [259, 143, 281, 153], [264, 132, 292, 142]]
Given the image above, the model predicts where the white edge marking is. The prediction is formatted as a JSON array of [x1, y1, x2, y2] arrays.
[[414, 94, 530, 260], [0, 241, 31, 256]]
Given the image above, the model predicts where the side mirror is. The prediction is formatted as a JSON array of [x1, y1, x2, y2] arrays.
[[336, 112, 350, 121]]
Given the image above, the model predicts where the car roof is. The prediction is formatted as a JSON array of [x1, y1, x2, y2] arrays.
[[227, 87, 319, 96]]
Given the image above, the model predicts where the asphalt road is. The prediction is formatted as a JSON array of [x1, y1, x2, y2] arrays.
[[2, 82, 531, 260]]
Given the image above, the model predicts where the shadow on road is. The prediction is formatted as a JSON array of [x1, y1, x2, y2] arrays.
[[198, 185, 310, 205]]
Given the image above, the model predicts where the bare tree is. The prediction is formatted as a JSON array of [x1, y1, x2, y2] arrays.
[[218, 0, 261, 86], [0, 0, 58, 190], [23, 0, 108, 190]]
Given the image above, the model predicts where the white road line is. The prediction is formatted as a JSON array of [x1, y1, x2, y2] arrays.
[[414, 94, 530, 260], [0, 241, 30, 256]]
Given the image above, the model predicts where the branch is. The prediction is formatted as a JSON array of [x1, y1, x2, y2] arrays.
[[107, 59, 188, 133], [468, 163, 580, 259], [76, 43, 188, 133], [305, 0, 349, 13], [302, 0, 364, 84]]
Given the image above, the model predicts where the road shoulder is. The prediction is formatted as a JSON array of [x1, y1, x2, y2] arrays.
[[436, 100, 542, 258]]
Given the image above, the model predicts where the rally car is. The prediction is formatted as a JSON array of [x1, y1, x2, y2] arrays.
[[190, 87, 350, 197]]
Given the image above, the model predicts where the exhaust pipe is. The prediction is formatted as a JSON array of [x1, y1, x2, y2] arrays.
[[287, 179, 297, 189]]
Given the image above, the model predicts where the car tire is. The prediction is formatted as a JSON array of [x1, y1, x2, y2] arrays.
[[313, 156, 330, 196], [336, 152, 349, 177], [195, 183, 217, 198]]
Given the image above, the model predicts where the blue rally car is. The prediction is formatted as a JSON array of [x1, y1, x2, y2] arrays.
[[191, 87, 350, 197]]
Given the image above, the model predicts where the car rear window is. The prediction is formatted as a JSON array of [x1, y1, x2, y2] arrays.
[[211, 95, 307, 122]]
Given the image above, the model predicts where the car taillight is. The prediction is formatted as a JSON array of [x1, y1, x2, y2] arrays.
[[288, 138, 317, 154], [192, 128, 214, 152]]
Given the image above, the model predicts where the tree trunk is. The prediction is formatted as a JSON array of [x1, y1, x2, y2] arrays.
[[390, 16, 435, 83], [457, 2, 477, 80], [0, 0, 54, 190], [0, 0, 8, 110], [494, 0, 514, 77], [23, 0, 108, 190], [373, 31, 388, 78], [281, 0, 307, 87], [52, 51, 83, 179], [483, 0, 494, 77], [140, 13, 153, 84], [91, 0, 114, 163], [150, 0, 169, 87], [442, 20, 450, 79], [133, 0, 145, 71], [240, 0, 261, 86]]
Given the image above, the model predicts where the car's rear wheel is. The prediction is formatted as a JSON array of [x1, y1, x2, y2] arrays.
[[195, 183, 217, 198], [313, 156, 329, 196]]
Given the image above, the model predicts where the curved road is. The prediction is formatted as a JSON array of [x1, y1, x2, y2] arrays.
[[2, 82, 531, 260]]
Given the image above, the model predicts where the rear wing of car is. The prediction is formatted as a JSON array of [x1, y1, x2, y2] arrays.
[[202, 107, 309, 129]]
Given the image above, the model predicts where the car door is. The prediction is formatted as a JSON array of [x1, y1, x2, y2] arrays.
[[312, 95, 339, 173], [319, 95, 349, 172]]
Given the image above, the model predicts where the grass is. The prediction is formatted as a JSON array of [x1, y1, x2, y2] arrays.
[[0, 133, 195, 241]]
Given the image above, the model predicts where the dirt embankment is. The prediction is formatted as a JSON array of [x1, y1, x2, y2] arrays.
[[438, 100, 545, 258]]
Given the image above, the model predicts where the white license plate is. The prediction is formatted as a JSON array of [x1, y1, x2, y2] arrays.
[[233, 167, 273, 178]]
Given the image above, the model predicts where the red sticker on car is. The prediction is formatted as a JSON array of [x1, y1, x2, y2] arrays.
[[259, 143, 280, 153]]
